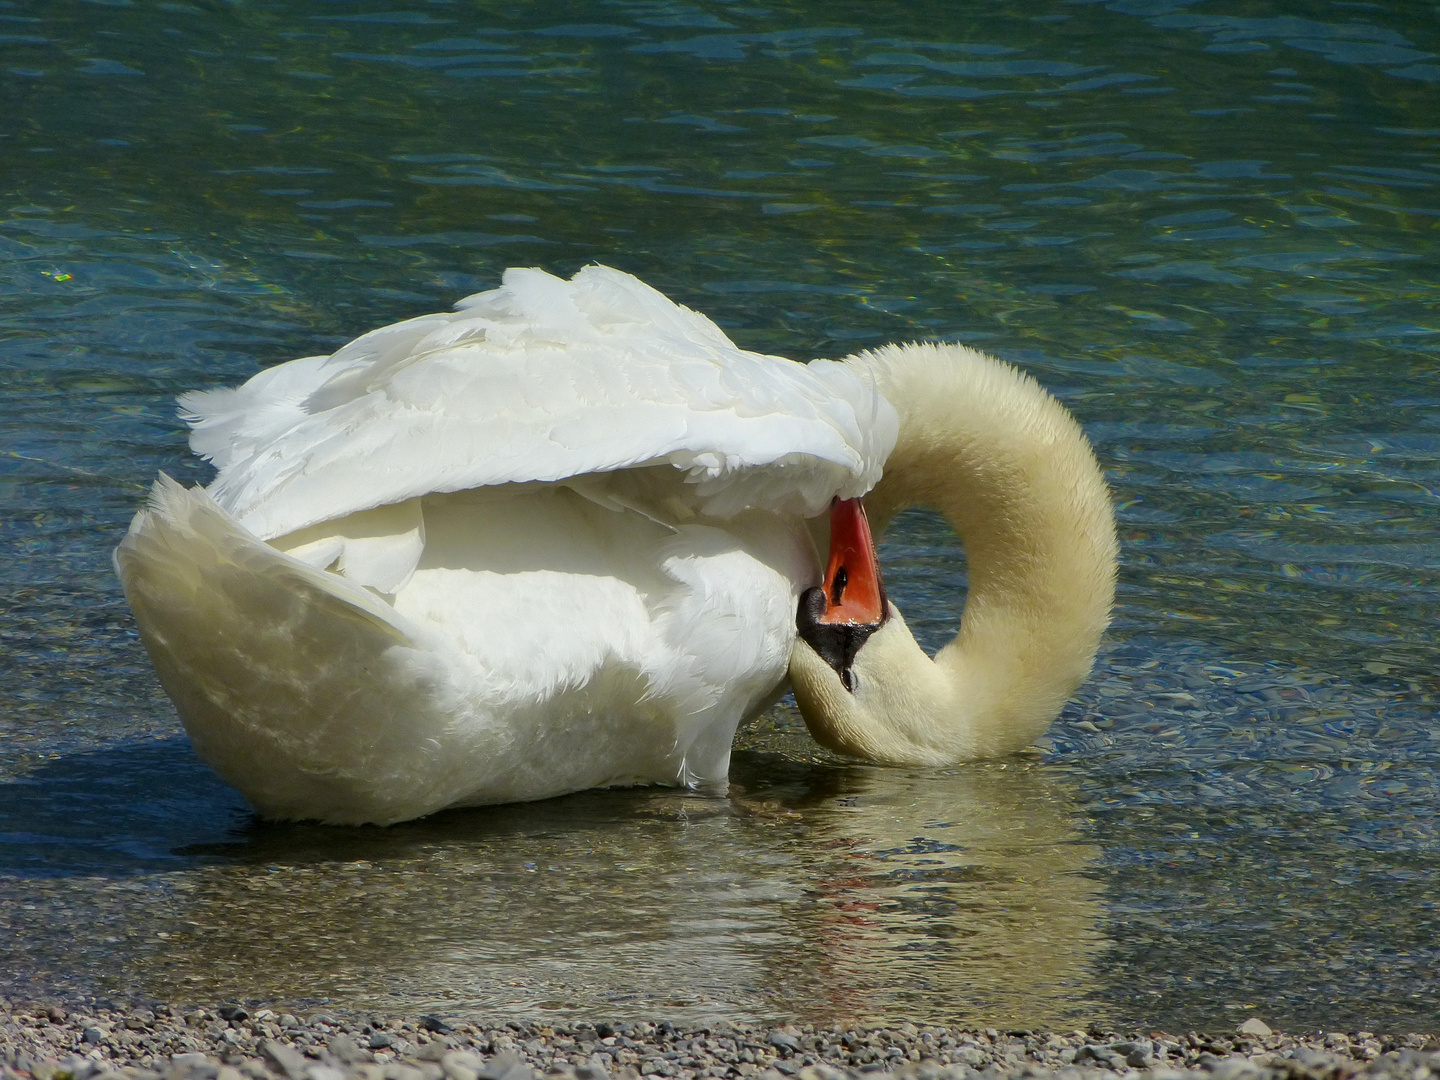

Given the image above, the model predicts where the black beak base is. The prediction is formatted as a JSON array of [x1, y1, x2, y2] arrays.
[[796, 587, 882, 694]]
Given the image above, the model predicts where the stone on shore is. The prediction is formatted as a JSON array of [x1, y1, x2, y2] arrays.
[[2, 1004, 1438, 1080]]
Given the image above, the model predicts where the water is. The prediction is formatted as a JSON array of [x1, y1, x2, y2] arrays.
[[2, 0, 1438, 1034]]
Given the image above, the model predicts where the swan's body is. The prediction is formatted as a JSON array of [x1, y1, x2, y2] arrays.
[[116, 265, 1116, 825]]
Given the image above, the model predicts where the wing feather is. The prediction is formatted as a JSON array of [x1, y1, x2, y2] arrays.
[[188, 265, 897, 540]]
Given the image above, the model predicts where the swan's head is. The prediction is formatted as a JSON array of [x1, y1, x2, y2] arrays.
[[791, 499, 961, 766], [795, 498, 888, 693]]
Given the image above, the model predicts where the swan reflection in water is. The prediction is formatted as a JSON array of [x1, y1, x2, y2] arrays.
[[126, 742, 1104, 1027]]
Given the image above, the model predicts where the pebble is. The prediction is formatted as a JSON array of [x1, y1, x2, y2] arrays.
[[2, 1004, 1438, 1080]]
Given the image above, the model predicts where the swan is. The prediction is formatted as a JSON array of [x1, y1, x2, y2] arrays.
[[114, 265, 1116, 825]]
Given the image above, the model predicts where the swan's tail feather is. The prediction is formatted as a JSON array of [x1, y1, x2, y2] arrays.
[[121, 474, 413, 642], [114, 476, 472, 825]]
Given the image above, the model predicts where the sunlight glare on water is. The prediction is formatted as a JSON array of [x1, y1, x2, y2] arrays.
[[1, 0, 1438, 1032]]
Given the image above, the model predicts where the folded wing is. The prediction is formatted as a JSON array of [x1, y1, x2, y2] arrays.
[[182, 265, 898, 541]]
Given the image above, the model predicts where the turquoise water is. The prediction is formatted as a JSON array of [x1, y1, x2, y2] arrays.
[[3, 0, 1439, 1032]]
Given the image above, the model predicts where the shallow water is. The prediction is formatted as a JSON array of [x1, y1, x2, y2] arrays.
[[2, 0, 1438, 1034]]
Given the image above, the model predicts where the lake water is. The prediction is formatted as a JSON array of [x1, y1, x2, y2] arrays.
[[2, 0, 1438, 1035]]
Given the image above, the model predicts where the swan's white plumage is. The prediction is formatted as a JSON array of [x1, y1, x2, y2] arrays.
[[183, 265, 896, 543], [118, 265, 897, 824]]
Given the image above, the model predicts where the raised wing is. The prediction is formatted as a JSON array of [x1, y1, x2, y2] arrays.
[[183, 265, 897, 540]]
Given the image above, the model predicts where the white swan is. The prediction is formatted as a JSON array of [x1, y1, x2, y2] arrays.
[[115, 265, 1116, 825]]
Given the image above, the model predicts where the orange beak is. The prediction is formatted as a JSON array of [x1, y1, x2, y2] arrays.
[[816, 498, 887, 627]]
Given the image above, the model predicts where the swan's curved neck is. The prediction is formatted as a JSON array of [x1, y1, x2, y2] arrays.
[[793, 342, 1117, 762]]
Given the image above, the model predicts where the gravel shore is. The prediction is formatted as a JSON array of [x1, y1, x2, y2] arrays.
[[3, 1005, 1439, 1080]]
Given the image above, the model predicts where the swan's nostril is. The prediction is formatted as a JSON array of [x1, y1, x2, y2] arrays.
[[820, 497, 886, 625]]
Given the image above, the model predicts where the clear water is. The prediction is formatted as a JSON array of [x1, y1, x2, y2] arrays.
[[2, 0, 1438, 1034]]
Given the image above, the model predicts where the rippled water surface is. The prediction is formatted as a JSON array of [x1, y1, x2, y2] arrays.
[[3, 0, 1439, 1034]]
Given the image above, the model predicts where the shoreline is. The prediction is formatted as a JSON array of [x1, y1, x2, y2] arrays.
[[3, 1005, 1439, 1080]]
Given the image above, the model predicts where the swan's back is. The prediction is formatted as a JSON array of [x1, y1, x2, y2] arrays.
[[186, 265, 896, 542]]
